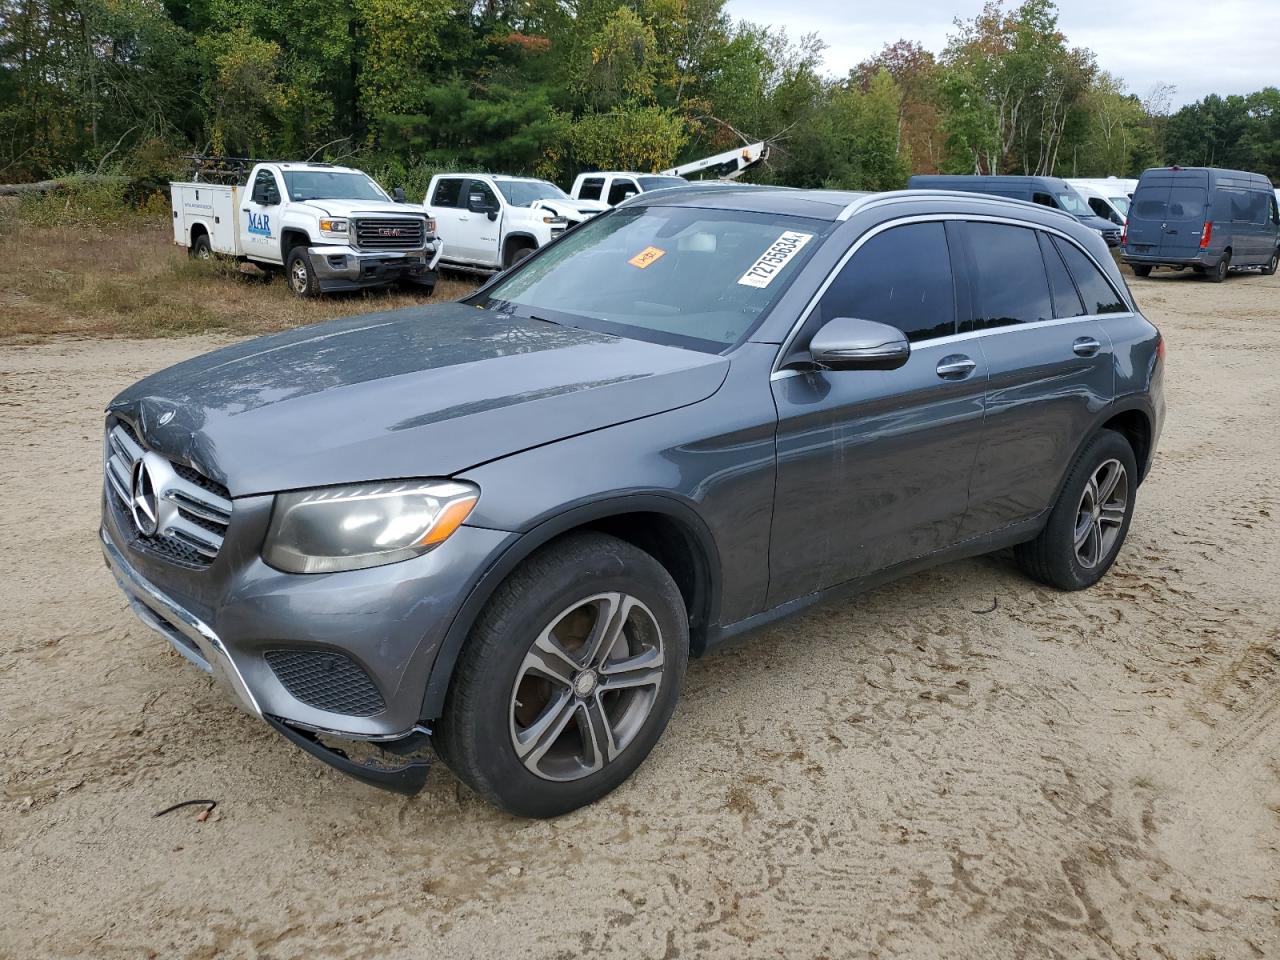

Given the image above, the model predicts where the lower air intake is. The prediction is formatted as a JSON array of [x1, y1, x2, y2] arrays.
[[265, 649, 386, 717]]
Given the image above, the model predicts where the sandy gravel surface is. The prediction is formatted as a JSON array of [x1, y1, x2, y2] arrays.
[[2, 271, 1278, 959]]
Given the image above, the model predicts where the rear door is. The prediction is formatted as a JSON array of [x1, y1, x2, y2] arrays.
[[957, 222, 1118, 538], [769, 220, 988, 602], [1158, 175, 1210, 261], [1126, 179, 1170, 255]]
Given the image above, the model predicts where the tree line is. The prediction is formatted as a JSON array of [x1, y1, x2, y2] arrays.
[[2, 0, 1278, 194]]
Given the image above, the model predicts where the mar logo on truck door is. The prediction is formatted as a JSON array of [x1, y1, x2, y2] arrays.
[[247, 212, 272, 237]]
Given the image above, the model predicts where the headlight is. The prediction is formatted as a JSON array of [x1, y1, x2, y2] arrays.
[[542, 215, 568, 225], [263, 480, 478, 574], [319, 218, 348, 237]]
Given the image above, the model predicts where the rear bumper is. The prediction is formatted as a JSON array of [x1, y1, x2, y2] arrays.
[[308, 241, 444, 291], [1120, 248, 1216, 268]]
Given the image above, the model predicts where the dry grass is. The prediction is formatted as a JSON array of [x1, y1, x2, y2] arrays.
[[0, 216, 477, 342]]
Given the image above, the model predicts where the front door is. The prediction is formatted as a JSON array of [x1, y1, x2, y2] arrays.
[[456, 179, 503, 264], [768, 220, 987, 605], [240, 169, 282, 262]]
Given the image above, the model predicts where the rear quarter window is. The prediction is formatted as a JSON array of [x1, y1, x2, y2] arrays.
[[1052, 237, 1127, 315]]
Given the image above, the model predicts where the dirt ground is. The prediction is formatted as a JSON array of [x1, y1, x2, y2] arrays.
[[2, 267, 1278, 960]]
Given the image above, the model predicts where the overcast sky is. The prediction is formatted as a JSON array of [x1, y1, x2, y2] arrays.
[[725, 0, 1280, 108]]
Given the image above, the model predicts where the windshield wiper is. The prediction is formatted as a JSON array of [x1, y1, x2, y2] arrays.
[[528, 313, 562, 326]]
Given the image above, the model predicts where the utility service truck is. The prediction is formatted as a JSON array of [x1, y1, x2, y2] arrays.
[[171, 160, 442, 297], [569, 141, 771, 207]]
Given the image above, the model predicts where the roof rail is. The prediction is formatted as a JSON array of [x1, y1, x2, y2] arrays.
[[837, 189, 1080, 222]]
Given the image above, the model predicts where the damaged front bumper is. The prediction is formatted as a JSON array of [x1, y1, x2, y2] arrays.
[[307, 240, 445, 293], [100, 527, 433, 794]]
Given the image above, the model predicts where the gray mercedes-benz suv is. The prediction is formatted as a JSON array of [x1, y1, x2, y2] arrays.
[[101, 186, 1164, 817]]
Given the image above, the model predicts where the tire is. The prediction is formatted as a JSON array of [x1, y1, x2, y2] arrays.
[[1208, 251, 1230, 283], [286, 246, 320, 297], [504, 244, 535, 270], [1014, 429, 1139, 591], [1264, 249, 1279, 277], [435, 532, 689, 818], [1132, 265, 1152, 278], [189, 233, 212, 260]]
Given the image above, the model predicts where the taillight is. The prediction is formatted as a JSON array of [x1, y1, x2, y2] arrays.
[[1156, 334, 1165, 362], [1120, 222, 1127, 245], [1199, 221, 1212, 249]]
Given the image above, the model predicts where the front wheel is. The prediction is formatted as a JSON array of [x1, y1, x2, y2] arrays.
[[286, 246, 320, 297], [435, 533, 689, 817], [1014, 429, 1138, 591]]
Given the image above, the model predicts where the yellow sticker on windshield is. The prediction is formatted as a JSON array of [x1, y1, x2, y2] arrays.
[[628, 246, 666, 269]]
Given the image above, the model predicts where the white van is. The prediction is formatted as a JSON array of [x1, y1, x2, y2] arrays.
[[1066, 178, 1137, 225]]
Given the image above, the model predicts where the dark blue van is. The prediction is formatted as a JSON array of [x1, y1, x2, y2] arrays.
[[1122, 167, 1280, 281], [907, 175, 1122, 246]]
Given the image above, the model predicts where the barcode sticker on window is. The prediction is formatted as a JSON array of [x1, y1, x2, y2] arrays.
[[737, 231, 813, 288]]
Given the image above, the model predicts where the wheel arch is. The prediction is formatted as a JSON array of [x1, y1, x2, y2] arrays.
[[419, 494, 722, 722], [189, 222, 210, 245], [281, 228, 311, 255], [503, 232, 539, 259]]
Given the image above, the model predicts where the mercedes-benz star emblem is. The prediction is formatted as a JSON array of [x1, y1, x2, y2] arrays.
[[157, 409, 175, 426], [130, 458, 160, 536]]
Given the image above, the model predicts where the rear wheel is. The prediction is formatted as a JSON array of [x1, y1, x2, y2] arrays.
[[1015, 429, 1138, 591], [1132, 265, 1152, 278], [1208, 251, 1230, 282], [1264, 249, 1279, 276], [189, 233, 212, 260], [286, 246, 320, 297], [435, 533, 689, 817]]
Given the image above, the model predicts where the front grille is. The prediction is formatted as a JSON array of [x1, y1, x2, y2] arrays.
[[104, 418, 232, 568], [353, 217, 426, 251], [265, 650, 386, 716], [1102, 228, 1122, 245]]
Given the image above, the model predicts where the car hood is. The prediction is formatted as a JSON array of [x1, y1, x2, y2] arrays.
[[107, 304, 729, 497], [294, 199, 426, 218]]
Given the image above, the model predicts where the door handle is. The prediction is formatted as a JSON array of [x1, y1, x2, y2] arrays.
[[936, 355, 977, 380], [241, 208, 250, 214], [458, 215, 471, 221], [1073, 336, 1102, 357]]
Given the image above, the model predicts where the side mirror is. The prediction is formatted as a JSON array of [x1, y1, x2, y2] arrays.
[[392, 186, 406, 203], [808, 317, 910, 371], [468, 192, 495, 214]]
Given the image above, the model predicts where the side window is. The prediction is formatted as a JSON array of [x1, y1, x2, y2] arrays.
[[1052, 237, 1127, 315], [577, 177, 604, 201], [962, 222, 1053, 331], [813, 221, 957, 343], [251, 171, 279, 205], [466, 180, 498, 209], [1032, 191, 1057, 209], [1038, 232, 1085, 318], [1249, 190, 1269, 225], [608, 179, 639, 205], [431, 178, 463, 207]]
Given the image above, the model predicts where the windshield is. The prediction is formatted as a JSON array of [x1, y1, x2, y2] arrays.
[[1109, 196, 1131, 216], [1055, 191, 1091, 216], [637, 176, 689, 191], [479, 206, 827, 351], [283, 171, 387, 202], [496, 179, 570, 206]]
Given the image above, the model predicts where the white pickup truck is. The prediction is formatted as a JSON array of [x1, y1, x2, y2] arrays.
[[171, 161, 443, 297], [424, 173, 608, 272]]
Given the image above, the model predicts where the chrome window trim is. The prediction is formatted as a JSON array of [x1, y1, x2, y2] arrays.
[[771, 211, 1135, 376]]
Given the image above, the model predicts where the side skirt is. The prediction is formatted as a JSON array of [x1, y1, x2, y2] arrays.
[[701, 514, 1045, 654]]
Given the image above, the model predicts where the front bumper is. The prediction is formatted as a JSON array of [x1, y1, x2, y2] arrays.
[[308, 241, 444, 291], [100, 492, 516, 791]]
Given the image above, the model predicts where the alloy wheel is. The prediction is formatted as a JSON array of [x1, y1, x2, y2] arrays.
[[1074, 458, 1128, 569], [290, 258, 310, 293], [509, 592, 664, 782]]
